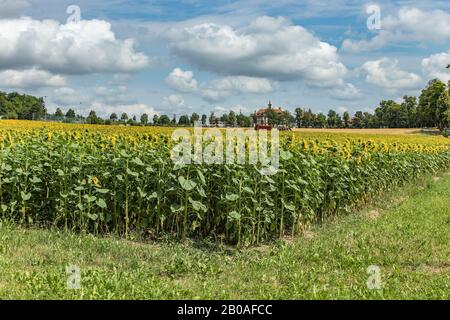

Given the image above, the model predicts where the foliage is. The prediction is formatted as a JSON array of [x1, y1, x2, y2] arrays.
[[0, 91, 46, 120], [1, 172, 450, 299], [1, 121, 450, 245]]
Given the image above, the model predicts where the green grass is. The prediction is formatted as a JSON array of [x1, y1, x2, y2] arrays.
[[1, 174, 449, 300]]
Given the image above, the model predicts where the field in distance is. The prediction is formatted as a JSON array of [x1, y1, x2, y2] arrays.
[[293, 128, 430, 135]]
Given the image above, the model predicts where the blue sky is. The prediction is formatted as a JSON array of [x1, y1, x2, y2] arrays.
[[1, 0, 450, 118]]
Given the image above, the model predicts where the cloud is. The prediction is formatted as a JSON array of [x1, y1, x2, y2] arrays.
[[0, 68, 66, 88], [328, 83, 362, 101], [51, 84, 135, 107], [52, 87, 89, 106], [201, 76, 275, 102], [88, 102, 159, 118], [422, 50, 450, 83], [111, 73, 132, 85], [162, 94, 185, 107], [0, 17, 150, 75], [337, 106, 348, 114], [165, 67, 275, 103], [165, 68, 198, 92], [165, 16, 347, 85], [342, 7, 450, 52], [361, 58, 423, 91], [0, 0, 29, 18]]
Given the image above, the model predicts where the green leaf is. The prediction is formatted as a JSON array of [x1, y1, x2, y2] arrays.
[[280, 150, 293, 160], [20, 191, 31, 201], [30, 176, 42, 184], [132, 157, 145, 166], [178, 176, 196, 191], [188, 197, 207, 212], [126, 168, 139, 177], [282, 199, 295, 212], [196, 186, 207, 198], [84, 195, 97, 203], [147, 192, 158, 200], [196, 170, 206, 185], [120, 150, 131, 158], [87, 213, 98, 221], [170, 204, 184, 213], [243, 187, 254, 194], [95, 188, 110, 194], [225, 193, 239, 201], [137, 187, 147, 198], [228, 211, 241, 221], [96, 198, 107, 209]]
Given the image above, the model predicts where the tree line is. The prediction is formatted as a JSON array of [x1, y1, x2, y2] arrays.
[[0, 92, 46, 119], [1, 78, 449, 129], [295, 79, 450, 130]]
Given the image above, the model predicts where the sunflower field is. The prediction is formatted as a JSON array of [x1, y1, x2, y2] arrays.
[[1, 120, 450, 245]]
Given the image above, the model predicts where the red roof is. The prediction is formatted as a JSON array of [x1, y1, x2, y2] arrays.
[[255, 107, 285, 116]]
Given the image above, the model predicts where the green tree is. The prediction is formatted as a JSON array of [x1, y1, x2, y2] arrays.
[[327, 109, 341, 128], [228, 111, 236, 127], [209, 112, 217, 126], [178, 115, 190, 126], [190, 112, 200, 125], [342, 111, 350, 128], [66, 109, 76, 118], [110, 113, 118, 121], [153, 114, 159, 125], [237, 112, 252, 127], [121, 113, 128, 121], [352, 111, 364, 128], [294, 108, 304, 127], [314, 113, 327, 128], [140, 113, 149, 125], [201, 114, 207, 125], [436, 89, 450, 129], [417, 79, 446, 127], [87, 110, 100, 124], [54, 108, 64, 117], [401, 96, 418, 128], [159, 115, 171, 125]]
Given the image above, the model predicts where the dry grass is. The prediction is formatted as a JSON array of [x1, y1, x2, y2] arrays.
[[292, 128, 427, 135], [366, 210, 381, 220]]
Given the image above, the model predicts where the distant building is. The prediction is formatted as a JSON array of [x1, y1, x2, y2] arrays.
[[215, 120, 226, 128], [254, 100, 285, 126]]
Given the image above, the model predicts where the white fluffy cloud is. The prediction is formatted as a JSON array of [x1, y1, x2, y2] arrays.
[[201, 76, 275, 102], [166, 16, 347, 85], [165, 68, 198, 92], [52, 87, 89, 106], [0, 68, 66, 88], [162, 94, 185, 108], [51, 83, 135, 108], [0, 17, 150, 75], [342, 7, 450, 52], [165, 67, 275, 103], [328, 83, 362, 101], [362, 58, 423, 90], [422, 50, 450, 83], [88, 102, 158, 118]]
